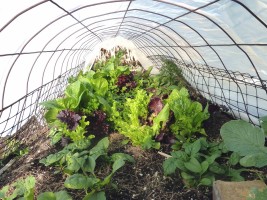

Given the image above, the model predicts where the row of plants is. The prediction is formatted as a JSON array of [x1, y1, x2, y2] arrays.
[[1, 49, 267, 199]]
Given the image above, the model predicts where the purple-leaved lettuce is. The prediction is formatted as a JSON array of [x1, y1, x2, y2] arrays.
[[57, 110, 81, 130]]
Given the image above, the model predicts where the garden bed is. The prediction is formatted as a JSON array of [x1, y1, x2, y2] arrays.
[[0, 47, 266, 200]]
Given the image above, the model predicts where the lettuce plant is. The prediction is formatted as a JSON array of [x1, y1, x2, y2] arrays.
[[166, 88, 209, 147], [57, 110, 81, 131], [111, 89, 159, 149], [148, 97, 164, 115], [86, 110, 110, 136]]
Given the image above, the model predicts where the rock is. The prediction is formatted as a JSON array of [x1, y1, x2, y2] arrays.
[[213, 180, 266, 200]]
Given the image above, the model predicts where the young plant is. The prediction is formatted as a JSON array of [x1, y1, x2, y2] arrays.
[[166, 88, 209, 148], [163, 138, 244, 188], [37, 190, 72, 200], [40, 137, 134, 199], [111, 89, 160, 149], [0, 176, 35, 200]]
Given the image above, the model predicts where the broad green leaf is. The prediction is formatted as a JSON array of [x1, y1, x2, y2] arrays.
[[37, 191, 72, 200], [201, 161, 209, 175], [51, 132, 63, 145], [111, 153, 135, 163], [55, 190, 72, 200], [112, 159, 125, 173], [184, 157, 202, 173], [83, 156, 96, 173], [89, 137, 109, 159], [152, 103, 170, 133], [228, 168, 245, 181], [19, 175, 35, 190], [185, 139, 201, 156], [64, 174, 99, 189], [198, 177, 213, 186], [181, 172, 194, 180], [121, 139, 129, 145], [101, 174, 112, 187], [66, 155, 85, 172], [44, 108, 60, 124], [24, 176, 35, 200], [90, 78, 108, 96], [209, 162, 225, 174], [206, 152, 221, 164], [65, 81, 86, 109], [86, 71, 95, 78], [83, 191, 106, 200], [247, 187, 267, 200], [67, 137, 92, 151], [220, 120, 266, 156], [37, 192, 56, 200], [171, 151, 188, 161], [163, 158, 178, 175], [40, 152, 66, 166], [229, 152, 241, 166], [240, 153, 267, 168]]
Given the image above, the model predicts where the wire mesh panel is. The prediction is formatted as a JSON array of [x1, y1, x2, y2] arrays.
[[0, 0, 267, 156]]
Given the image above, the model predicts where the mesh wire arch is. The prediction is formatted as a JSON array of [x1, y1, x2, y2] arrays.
[[0, 0, 267, 155]]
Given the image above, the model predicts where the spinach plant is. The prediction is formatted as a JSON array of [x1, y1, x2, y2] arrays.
[[40, 137, 134, 200], [37, 190, 72, 200], [163, 138, 244, 188]]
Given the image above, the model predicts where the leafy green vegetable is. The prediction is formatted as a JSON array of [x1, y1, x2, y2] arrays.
[[163, 138, 244, 188], [0, 176, 35, 200], [37, 190, 72, 200], [40, 137, 134, 199], [64, 174, 100, 189], [166, 88, 209, 146], [111, 89, 159, 149], [247, 187, 267, 200], [221, 120, 267, 167], [83, 191, 106, 200]]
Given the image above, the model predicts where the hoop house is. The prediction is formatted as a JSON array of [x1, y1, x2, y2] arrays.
[[0, 1, 267, 199]]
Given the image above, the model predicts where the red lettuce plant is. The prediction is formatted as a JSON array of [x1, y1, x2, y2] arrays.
[[57, 110, 81, 130], [87, 110, 110, 135], [117, 73, 136, 90], [148, 97, 163, 115]]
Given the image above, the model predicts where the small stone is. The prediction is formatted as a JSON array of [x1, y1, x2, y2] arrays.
[[213, 180, 267, 200]]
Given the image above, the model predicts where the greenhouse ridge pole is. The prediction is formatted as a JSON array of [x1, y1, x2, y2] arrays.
[[115, 1, 132, 37]]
